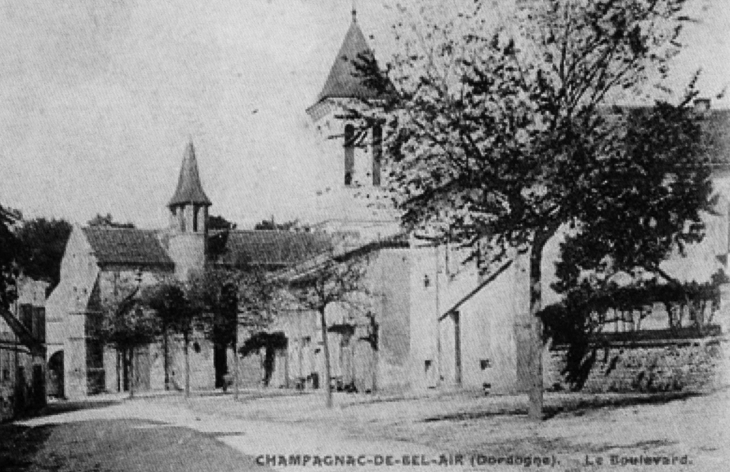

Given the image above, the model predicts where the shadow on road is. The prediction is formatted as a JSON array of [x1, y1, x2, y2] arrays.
[[421, 391, 702, 422], [0, 423, 54, 472], [37, 399, 121, 418]]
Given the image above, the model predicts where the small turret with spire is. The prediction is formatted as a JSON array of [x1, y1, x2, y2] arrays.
[[168, 140, 211, 234], [167, 140, 211, 280]]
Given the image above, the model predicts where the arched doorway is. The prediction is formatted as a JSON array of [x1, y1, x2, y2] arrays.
[[47, 351, 64, 398]]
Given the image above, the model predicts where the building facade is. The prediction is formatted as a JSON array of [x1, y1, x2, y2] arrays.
[[1, 277, 47, 421]]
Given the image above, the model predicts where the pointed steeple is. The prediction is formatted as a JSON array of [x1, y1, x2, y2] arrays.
[[168, 141, 212, 208], [315, 12, 380, 103]]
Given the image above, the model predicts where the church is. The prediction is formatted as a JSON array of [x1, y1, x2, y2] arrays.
[[46, 10, 730, 399]]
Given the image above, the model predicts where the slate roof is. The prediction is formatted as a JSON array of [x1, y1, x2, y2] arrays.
[[210, 230, 332, 268], [168, 141, 212, 207], [82, 227, 174, 269], [316, 17, 382, 103]]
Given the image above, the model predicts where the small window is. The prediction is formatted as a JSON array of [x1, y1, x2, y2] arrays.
[[344, 124, 355, 186], [193, 342, 201, 353], [372, 125, 382, 186]]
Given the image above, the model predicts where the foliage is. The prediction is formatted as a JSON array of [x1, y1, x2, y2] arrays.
[[143, 280, 199, 341], [254, 218, 305, 232], [98, 280, 159, 354], [239, 331, 288, 357], [541, 269, 728, 391], [189, 266, 276, 349], [355, 0, 707, 258], [239, 331, 288, 386], [0, 205, 21, 310], [209, 214, 238, 231], [87, 213, 135, 228], [14, 217, 72, 293]]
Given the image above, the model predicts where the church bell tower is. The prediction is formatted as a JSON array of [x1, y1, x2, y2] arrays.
[[305, 8, 399, 242], [167, 140, 211, 280]]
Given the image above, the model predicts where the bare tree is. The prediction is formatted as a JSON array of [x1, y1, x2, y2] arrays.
[[99, 275, 159, 399], [284, 253, 368, 408]]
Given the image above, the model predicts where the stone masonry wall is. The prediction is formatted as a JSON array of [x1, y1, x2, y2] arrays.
[[545, 337, 728, 394]]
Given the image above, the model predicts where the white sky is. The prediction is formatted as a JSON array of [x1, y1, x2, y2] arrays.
[[0, 0, 727, 229]]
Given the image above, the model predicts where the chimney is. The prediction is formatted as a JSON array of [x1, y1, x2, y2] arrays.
[[694, 97, 711, 113]]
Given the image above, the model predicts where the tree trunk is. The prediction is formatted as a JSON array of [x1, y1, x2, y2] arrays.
[[319, 308, 333, 409], [233, 325, 240, 401], [163, 327, 170, 391], [528, 237, 547, 421], [129, 347, 135, 399], [184, 334, 190, 398]]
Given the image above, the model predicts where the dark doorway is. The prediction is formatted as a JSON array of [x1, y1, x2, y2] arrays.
[[453, 311, 462, 386], [214, 344, 228, 388], [33, 365, 46, 408], [47, 351, 64, 398]]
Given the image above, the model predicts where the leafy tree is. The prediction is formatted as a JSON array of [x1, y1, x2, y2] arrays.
[[352, 0, 709, 419], [284, 254, 367, 408], [0, 205, 21, 310], [14, 217, 72, 294], [189, 266, 276, 398], [254, 218, 304, 232], [239, 331, 288, 387], [87, 213, 135, 228], [99, 277, 159, 398], [143, 280, 201, 396], [209, 214, 238, 231]]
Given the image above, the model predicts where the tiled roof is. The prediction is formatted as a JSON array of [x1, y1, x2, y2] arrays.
[[210, 230, 332, 268], [316, 18, 382, 103], [168, 141, 212, 207], [82, 227, 174, 269]]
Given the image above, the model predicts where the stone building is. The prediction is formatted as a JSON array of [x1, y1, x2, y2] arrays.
[[46, 143, 328, 399], [261, 12, 730, 396], [0, 277, 47, 420], [46, 11, 730, 400]]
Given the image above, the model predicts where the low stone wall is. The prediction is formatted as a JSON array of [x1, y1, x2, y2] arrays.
[[545, 336, 728, 394]]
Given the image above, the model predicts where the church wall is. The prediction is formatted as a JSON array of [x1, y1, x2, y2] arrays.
[[458, 262, 523, 393], [370, 249, 412, 392], [168, 233, 206, 281], [408, 247, 441, 391]]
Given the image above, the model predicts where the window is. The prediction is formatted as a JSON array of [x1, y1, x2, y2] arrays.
[[192, 206, 199, 232], [179, 207, 186, 232], [344, 124, 355, 185], [372, 125, 382, 186]]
